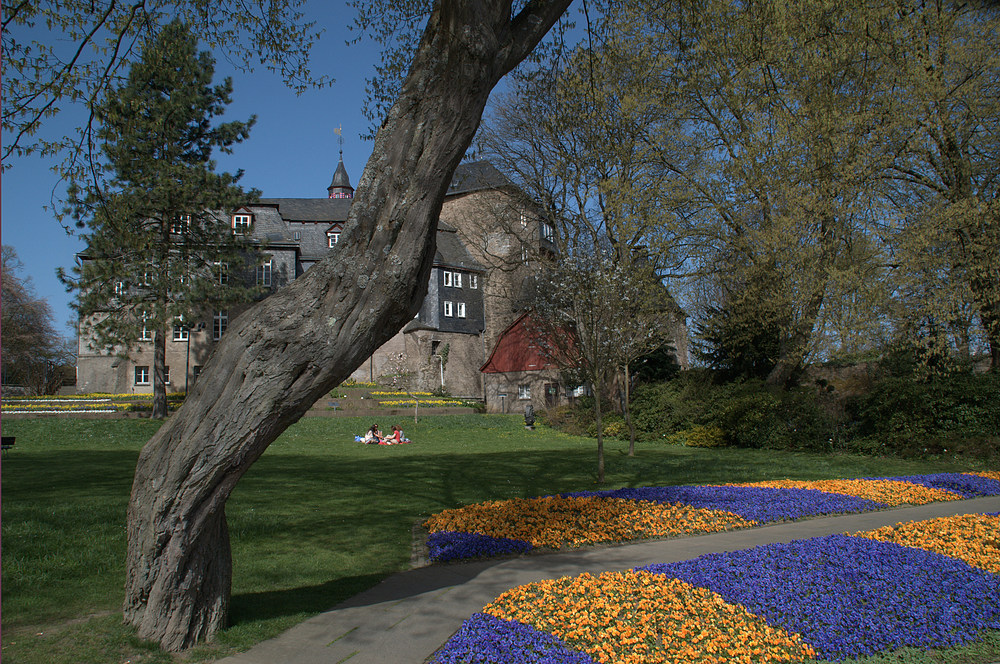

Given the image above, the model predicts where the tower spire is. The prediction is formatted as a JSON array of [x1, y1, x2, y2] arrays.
[[328, 126, 354, 199]]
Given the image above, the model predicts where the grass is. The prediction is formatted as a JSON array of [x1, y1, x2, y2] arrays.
[[1, 415, 996, 663]]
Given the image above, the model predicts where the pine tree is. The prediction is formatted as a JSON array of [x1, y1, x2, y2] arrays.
[[63, 20, 259, 418]]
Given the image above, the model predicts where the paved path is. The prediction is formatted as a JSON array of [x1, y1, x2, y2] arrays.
[[218, 496, 1000, 664]]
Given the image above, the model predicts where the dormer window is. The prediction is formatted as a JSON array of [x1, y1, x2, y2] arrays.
[[232, 212, 252, 235], [326, 223, 343, 248]]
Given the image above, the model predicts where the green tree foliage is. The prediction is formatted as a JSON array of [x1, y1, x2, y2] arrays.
[[885, 1, 1000, 371], [1, 246, 75, 394], [612, 0, 904, 386], [60, 20, 259, 418], [694, 262, 786, 382]]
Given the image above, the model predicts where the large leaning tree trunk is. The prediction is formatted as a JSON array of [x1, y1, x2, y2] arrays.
[[123, 0, 572, 651]]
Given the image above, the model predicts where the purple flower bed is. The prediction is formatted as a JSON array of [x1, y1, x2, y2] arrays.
[[562, 485, 885, 522], [639, 535, 1000, 659], [870, 472, 1000, 498], [428, 531, 533, 562], [427, 612, 595, 664]]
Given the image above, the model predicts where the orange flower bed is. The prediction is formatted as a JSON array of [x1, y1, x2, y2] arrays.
[[968, 470, 1000, 482], [853, 513, 1000, 574], [726, 478, 962, 506], [423, 495, 755, 549], [484, 570, 816, 664]]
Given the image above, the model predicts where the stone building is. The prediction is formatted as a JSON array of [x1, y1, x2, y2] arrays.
[[75, 158, 541, 398], [74, 156, 689, 407]]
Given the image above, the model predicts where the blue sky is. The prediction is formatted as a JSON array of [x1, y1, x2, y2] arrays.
[[2, 2, 389, 334]]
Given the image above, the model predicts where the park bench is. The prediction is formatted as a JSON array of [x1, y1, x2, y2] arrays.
[[2, 436, 15, 453]]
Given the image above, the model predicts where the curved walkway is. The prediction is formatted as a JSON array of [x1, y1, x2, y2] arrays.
[[218, 496, 1000, 664]]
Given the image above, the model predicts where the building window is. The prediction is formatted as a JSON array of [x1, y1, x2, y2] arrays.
[[469, 274, 478, 289], [518, 384, 531, 400], [213, 310, 228, 340], [114, 281, 126, 296], [214, 261, 228, 285], [443, 301, 453, 317], [163, 366, 170, 385], [541, 222, 555, 243], [257, 260, 272, 287], [173, 325, 189, 342], [443, 271, 452, 287], [454, 272, 462, 288], [520, 213, 529, 229], [457, 302, 466, 318], [135, 366, 150, 385], [232, 213, 252, 235], [327, 232, 340, 247], [140, 313, 152, 341], [521, 244, 530, 264], [192, 365, 202, 384]]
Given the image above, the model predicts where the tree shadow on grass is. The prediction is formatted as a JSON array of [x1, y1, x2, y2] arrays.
[[227, 573, 388, 625]]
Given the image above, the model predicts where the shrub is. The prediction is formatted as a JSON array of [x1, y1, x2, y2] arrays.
[[848, 372, 1000, 457], [678, 425, 726, 448], [630, 371, 716, 440], [700, 380, 833, 451], [602, 419, 628, 440]]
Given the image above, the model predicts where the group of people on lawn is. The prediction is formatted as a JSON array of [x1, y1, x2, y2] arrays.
[[360, 423, 410, 445]]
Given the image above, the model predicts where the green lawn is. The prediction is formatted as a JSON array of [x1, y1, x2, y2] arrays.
[[0, 415, 993, 663]]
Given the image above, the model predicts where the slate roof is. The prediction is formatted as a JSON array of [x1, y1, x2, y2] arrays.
[[435, 223, 485, 272], [242, 160, 513, 271], [329, 158, 353, 190], [257, 198, 352, 223], [447, 160, 512, 196]]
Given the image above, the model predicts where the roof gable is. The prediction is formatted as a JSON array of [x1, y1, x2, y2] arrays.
[[481, 313, 559, 373]]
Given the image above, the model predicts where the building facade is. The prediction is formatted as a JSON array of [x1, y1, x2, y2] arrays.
[[75, 157, 689, 408], [76, 159, 535, 398]]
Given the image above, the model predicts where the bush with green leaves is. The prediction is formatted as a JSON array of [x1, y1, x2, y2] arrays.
[[848, 372, 1000, 457], [629, 371, 716, 439]]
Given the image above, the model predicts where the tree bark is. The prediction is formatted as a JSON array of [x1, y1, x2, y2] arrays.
[[624, 363, 636, 457], [593, 379, 605, 483], [124, 0, 572, 651]]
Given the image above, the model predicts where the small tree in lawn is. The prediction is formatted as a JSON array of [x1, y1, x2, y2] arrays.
[[610, 259, 679, 456], [61, 20, 259, 418], [530, 255, 622, 483], [377, 352, 422, 424]]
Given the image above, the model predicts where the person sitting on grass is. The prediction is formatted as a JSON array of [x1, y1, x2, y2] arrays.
[[362, 424, 384, 445], [385, 425, 410, 444]]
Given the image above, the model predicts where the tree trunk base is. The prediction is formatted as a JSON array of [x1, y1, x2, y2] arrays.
[[125, 507, 231, 651]]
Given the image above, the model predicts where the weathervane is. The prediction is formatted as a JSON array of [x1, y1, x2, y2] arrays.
[[334, 125, 344, 158]]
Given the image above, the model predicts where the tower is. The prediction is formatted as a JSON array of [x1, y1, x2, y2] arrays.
[[327, 128, 354, 199]]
